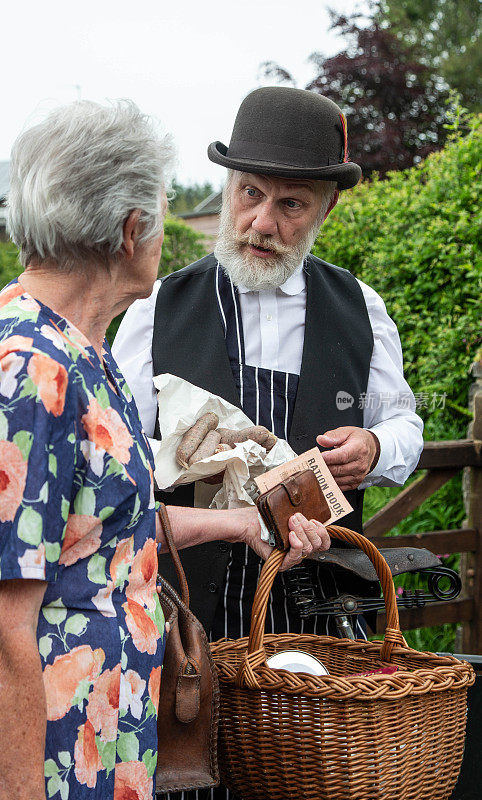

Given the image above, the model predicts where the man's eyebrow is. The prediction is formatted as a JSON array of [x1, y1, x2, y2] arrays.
[[284, 182, 316, 193]]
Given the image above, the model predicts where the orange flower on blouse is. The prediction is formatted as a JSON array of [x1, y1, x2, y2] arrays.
[[43, 645, 105, 721], [122, 598, 161, 655], [0, 440, 28, 522], [148, 666, 162, 710], [60, 514, 103, 566], [0, 334, 34, 359], [28, 352, 68, 416], [125, 537, 158, 612], [74, 720, 103, 788], [86, 664, 121, 742], [113, 760, 152, 800], [121, 669, 146, 720], [110, 536, 135, 585], [0, 283, 24, 308], [81, 398, 134, 464]]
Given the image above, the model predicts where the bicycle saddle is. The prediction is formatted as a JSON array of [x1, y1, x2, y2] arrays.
[[308, 547, 442, 582]]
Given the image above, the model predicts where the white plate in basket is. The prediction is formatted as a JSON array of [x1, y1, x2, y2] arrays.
[[266, 650, 329, 676]]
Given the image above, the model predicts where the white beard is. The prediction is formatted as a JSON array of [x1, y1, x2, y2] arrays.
[[214, 203, 325, 291]]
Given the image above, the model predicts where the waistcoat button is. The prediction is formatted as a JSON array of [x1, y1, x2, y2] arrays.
[[208, 582, 218, 593]]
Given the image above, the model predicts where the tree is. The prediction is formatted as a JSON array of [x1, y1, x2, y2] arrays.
[[378, 0, 481, 109], [262, 8, 450, 176], [169, 180, 214, 214]]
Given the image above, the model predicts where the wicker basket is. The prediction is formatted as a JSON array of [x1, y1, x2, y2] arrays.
[[211, 525, 475, 800]]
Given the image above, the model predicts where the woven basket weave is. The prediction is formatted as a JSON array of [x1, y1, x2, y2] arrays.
[[211, 525, 475, 800]]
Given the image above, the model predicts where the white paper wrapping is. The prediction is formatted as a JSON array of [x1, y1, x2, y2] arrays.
[[152, 374, 298, 533]]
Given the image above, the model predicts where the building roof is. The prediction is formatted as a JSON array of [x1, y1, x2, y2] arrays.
[[0, 162, 10, 201], [179, 189, 222, 219]]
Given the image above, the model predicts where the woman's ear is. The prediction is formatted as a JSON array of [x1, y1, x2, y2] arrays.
[[122, 209, 142, 259], [323, 189, 339, 221]]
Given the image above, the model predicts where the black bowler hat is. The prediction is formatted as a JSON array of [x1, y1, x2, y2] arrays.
[[208, 86, 362, 190]]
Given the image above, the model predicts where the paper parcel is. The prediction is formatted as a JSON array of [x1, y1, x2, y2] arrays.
[[152, 373, 299, 506], [152, 373, 352, 523]]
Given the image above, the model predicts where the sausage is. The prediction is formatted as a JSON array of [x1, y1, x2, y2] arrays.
[[218, 425, 277, 451], [215, 442, 233, 453], [176, 412, 219, 468], [188, 429, 222, 466]]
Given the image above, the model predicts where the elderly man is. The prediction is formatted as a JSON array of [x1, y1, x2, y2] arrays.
[[114, 85, 422, 647], [114, 86, 422, 799]]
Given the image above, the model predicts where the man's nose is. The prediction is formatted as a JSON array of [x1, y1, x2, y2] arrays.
[[251, 201, 278, 237]]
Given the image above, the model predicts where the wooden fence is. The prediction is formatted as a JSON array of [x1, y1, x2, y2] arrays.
[[363, 386, 482, 653]]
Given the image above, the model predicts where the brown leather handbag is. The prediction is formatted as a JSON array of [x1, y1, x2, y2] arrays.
[[155, 504, 220, 795]]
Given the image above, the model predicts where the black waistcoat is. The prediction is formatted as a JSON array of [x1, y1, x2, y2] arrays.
[[153, 253, 373, 631]]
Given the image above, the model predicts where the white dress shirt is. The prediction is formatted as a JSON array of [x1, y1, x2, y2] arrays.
[[112, 263, 423, 489]]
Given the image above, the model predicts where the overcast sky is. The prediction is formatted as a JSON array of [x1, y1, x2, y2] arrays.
[[2, 0, 363, 187]]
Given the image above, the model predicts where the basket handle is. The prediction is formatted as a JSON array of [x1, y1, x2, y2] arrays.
[[237, 525, 406, 686]]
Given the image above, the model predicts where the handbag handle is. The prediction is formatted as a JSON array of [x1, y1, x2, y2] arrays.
[[158, 503, 190, 608], [239, 524, 406, 684]]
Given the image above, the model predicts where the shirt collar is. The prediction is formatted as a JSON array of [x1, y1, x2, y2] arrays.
[[236, 261, 306, 296]]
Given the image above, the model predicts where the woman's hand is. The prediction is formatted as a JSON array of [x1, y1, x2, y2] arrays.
[[240, 507, 330, 571], [159, 505, 330, 569]]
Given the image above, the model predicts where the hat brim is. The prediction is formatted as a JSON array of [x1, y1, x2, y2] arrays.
[[208, 141, 362, 190]]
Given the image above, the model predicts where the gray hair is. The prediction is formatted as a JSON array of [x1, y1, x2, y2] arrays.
[[8, 99, 176, 268]]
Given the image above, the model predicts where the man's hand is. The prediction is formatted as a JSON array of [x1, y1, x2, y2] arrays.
[[316, 427, 380, 491]]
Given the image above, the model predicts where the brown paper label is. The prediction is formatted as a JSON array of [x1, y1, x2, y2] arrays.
[[254, 447, 353, 524]]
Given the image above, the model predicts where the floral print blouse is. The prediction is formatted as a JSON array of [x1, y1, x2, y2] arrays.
[[0, 280, 166, 800]]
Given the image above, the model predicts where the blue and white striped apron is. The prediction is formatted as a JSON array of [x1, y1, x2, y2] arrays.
[[164, 263, 366, 800], [211, 263, 345, 645]]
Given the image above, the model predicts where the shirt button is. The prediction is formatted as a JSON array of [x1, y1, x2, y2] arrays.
[[266, 314, 272, 321], [208, 582, 218, 593], [218, 542, 229, 553]]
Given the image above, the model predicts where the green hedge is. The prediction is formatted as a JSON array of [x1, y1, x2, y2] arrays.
[[314, 112, 481, 441], [0, 239, 24, 284], [157, 216, 208, 278], [313, 113, 481, 650]]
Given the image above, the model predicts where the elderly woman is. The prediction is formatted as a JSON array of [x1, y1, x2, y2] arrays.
[[0, 100, 329, 800]]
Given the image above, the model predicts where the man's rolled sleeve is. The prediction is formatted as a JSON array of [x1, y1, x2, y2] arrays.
[[358, 279, 424, 488]]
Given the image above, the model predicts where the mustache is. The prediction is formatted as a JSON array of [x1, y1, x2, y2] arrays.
[[235, 231, 290, 257]]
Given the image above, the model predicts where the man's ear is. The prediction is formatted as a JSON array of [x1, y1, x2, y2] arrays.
[[122, 210, 142, 259], [323, 189, 339, 221]]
